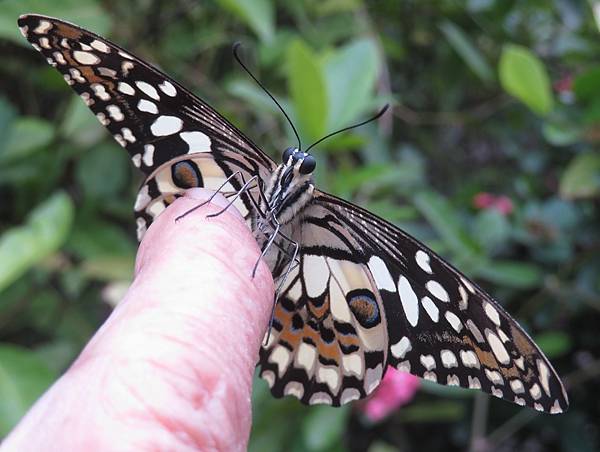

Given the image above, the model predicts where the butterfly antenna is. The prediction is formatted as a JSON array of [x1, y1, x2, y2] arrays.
[[305, 104, 389, 154], [233, 42, 302, 151]]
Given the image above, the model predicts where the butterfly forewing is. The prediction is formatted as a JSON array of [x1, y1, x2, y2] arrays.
[[19, 14, 568, 414], [18, 14, 276, 237]]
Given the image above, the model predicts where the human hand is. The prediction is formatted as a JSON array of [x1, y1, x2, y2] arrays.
[[1, 188, 274, 452]]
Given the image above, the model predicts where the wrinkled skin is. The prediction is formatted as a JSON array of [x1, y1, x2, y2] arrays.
[[1, 189, 274, 452]]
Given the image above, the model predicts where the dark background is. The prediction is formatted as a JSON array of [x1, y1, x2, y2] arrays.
[[0, 1, 599, 451]]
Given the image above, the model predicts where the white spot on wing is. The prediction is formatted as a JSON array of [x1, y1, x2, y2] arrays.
[[134, 185, 151, 211], [485, 369, 503, 385], [340, 388, 361, 404], [136, 217, 147, 241], [415, 250, 432, 273], [33, 20, 52, 34], [447, 375, 460, 386], [106, 105, 124, 121], [317, 367, 340, 393], [391, 336, 412, 359], [261, 370, 275, 388], [440, 350, 458, 368], [420, 354, 436, 370], [90, 40, 110, 53], [118, 82, 135, 95], [181, 131, 212, 153], [150, 115, 183, 136], [426, 280, 449, 302], [136, 81, 160, 100], [303, 255, 329, 297], [486, 329, 510, 365], [365, 364, 383, 394], [423, 371, 437, 382], [296, 343, 316, 373], [445, 311, 462, 332], [367, 255, 396, 291], [537, 359, 551, 396], [398, 276, 419, 327], [309, 392, 332, 405], [91, 83, 111, 101], [460, 350, 480, 368], [142, 144, 155, 167], [484, 302, 501, 326], [121, 128, 136, 143], [159, 80, 177, 96], [137, 99, 158, 114], [73, 50, 100, 65], [550, 400, 562, 414], [468, 376, 481, 389], [342, 354, 363, 377], [466, 319, 485, 343], [510, 379, 525, 394], [529, 383, 542, 400], [269, 345, 291, 377], [131, 153, 141, 168], [421, 296, 439, 322], [284, 382, 304, 399]]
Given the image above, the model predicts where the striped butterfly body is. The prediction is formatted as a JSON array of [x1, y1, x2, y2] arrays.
[[18, 14, 568, 413]]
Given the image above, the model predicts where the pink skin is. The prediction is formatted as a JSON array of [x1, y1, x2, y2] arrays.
[[1, 188, 274, 452]]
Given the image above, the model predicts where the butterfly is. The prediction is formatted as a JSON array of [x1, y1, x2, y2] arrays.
[[18, 14, 569, 414]]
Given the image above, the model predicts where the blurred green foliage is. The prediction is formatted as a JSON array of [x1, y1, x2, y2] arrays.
[[1, 0, 599, 450]]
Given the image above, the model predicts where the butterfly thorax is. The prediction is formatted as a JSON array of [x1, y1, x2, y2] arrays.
[[252, 148, 316, 270]]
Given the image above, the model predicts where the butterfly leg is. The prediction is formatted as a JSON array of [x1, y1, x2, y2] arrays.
[[174, 171, 247, 222], [263, 238, 300, 346]]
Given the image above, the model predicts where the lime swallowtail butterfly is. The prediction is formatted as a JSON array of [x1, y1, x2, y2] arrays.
[[18, 14, 568, 414]]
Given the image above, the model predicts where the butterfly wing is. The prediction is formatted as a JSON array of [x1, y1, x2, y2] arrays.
[[260, 190, 568, 413], [18, 14, 276, 237], [259, 206, 390, 405]]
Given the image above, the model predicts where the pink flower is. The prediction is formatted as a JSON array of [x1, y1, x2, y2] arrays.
[[553, 74, 573, 93], [473, 192, 514, 216], [360, 367, 420, 422]]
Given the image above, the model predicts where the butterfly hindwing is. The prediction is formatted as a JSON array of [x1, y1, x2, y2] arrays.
[[259, 223, 389, 406]]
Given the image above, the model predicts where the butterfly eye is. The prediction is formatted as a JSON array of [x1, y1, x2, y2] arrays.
[[299, 155, 316, 174], [282, 147, 296, 163]]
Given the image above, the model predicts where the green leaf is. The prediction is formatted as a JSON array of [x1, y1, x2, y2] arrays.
[[0, 192, 74, 293], [573, 66, 600, 101], [302, 405, 349, 451], [216, 0, 274, 42], [60, 96, 106, 147], [499, 44, 554, 115], [439, 21, 494, 83], [560, 152, 600, 199], [535, 331, 572, 358], [0, 344, 57, 436], [324, 38, 379, 130], [475, 260, 542, 289], [0, 117, 54, 163], [75, 143, 129, 200], [227, 78, 281, 114], [413, 191, 480, 257], [399, 401, 465, 422], [0, 0, 111, 44], [472, 209, 511, 254], [287, 40, 328, 142]]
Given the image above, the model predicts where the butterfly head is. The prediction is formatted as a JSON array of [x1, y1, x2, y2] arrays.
[[282, 147, 316, 175]]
